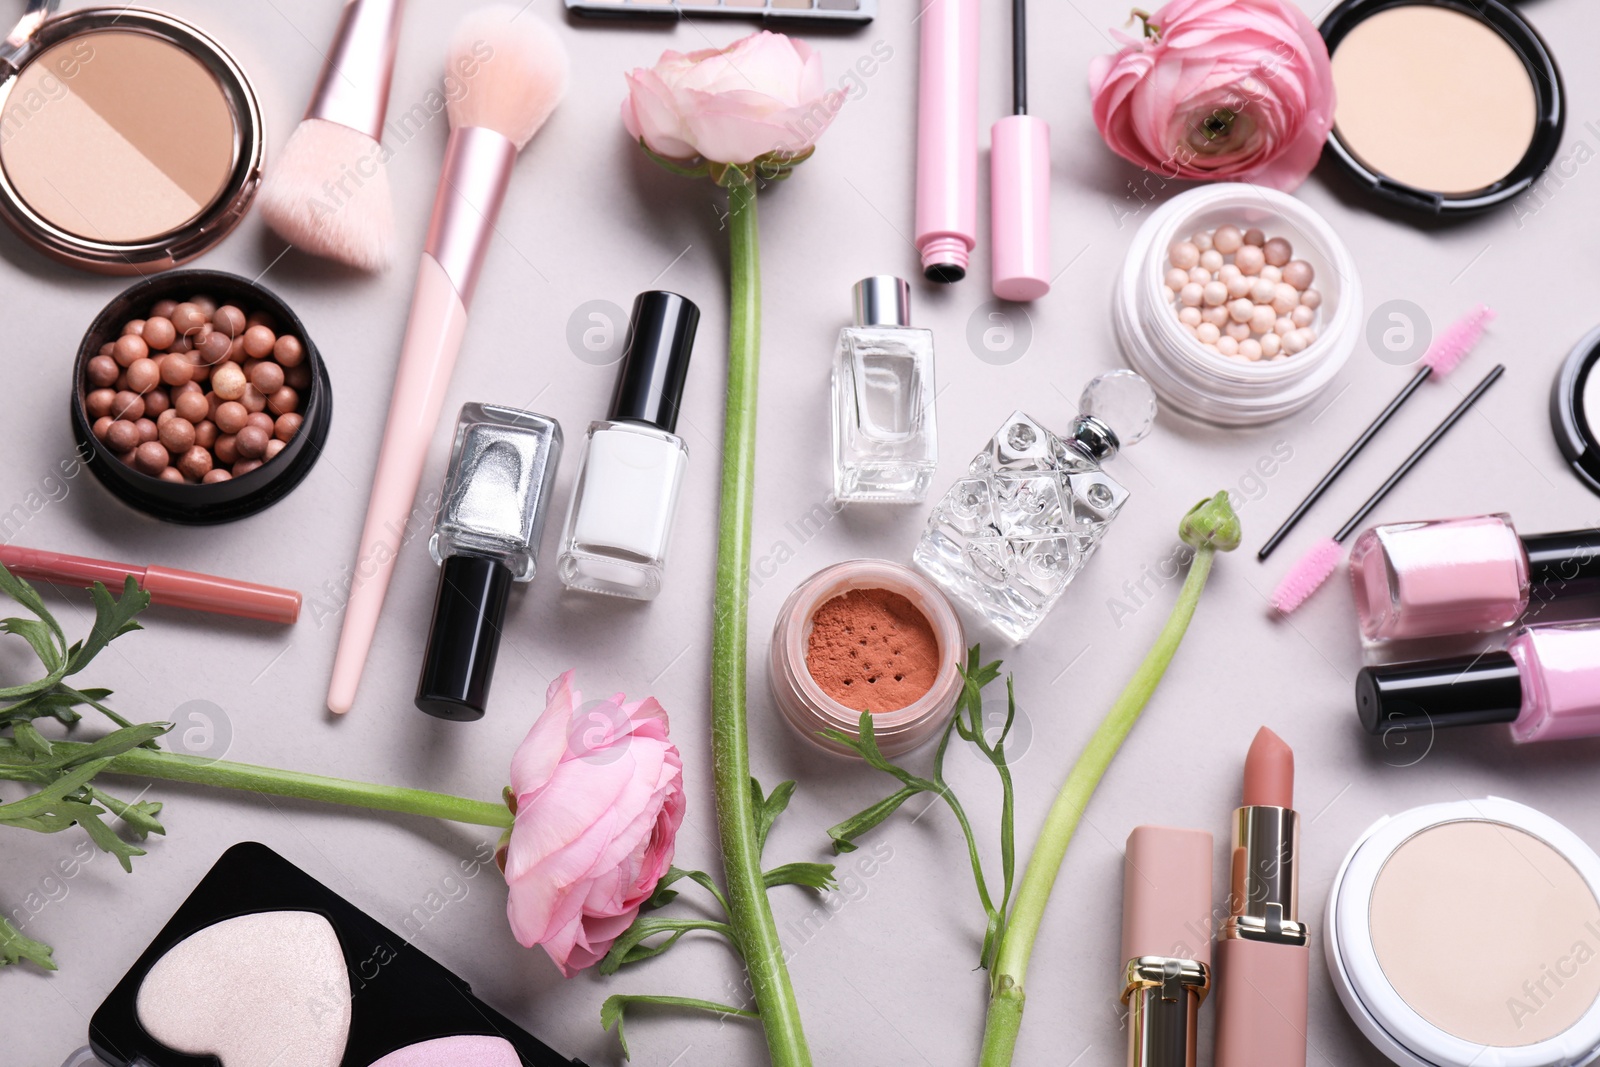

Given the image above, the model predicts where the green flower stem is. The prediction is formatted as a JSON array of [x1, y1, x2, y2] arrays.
[[54, 742, 512, 829], [979, 494, 1238, 1065], [710, 173, 812, 1066]]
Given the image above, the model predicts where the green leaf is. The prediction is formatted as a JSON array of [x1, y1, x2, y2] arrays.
[[0, 723, 168, 773], [89, 788, 165, 838], [596, 916, 735, 976], [642, 866, 728, 916], [3, 618, 62, 674], [0, 915, 56, 970], [827, 786, 919, 854], [751, 777, 796, 855], [66, 801, 147, 872], [11, 720, 51, 757], [763, 862, 836, 892], [602, 994, 759, 1060], [65, 578, 150, 677]]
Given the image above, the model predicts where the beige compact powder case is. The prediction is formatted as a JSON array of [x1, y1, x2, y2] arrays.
[[0, 0, 262, 272], [1327, 797, 1600, 1067]]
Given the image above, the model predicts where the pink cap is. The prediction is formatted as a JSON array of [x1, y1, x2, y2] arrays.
[[990, 114, 1051, 302], [1121, 825, 1214, 965]]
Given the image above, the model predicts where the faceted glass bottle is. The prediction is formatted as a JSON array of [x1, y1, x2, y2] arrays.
[[913, 370, 1157, 643], [832, 276, 938, 503]]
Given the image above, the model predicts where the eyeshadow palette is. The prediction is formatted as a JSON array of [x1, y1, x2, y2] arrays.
[[565, 0, 875, 25], [85, 842, 586, 1067]]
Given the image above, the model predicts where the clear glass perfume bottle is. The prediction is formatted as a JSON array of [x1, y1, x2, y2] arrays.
[[913, 370, 1157, 643], [559, 291, 698, 601], [832, 276, 937, 503]]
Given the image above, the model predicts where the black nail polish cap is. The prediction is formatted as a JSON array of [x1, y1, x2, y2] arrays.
[[607, 290, 699, 433], [416, 555, 513, 721], [1356, 652, 1523, 736]]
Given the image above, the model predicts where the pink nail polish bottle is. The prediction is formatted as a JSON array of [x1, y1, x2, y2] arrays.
[[1349, 514, 1600, 642], [1357, 621, 1600, 744]]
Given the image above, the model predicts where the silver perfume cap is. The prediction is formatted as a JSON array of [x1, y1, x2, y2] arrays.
[[852, 275, 912, 328]]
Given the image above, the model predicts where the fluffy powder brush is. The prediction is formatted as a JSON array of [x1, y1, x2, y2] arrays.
[[259, 0, 405, 271], [328, 5, 568, 714]]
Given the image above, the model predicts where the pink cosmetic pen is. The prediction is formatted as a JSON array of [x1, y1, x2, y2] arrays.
[[1359, 620, 1600, 744], [914, 0, 978, 283], [990, 0, 1049, 301], [1121, 825, 1213, 1067], [1350, 515, 1600, 642], [1214, 728, 1309, 1067]]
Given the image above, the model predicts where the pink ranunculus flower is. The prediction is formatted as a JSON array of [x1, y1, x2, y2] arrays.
[[1088, 0, 1336, 191], [622, 30, 839, 170], [501, 671, 686, 977]]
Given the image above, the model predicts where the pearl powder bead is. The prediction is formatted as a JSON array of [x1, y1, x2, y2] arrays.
[[1250, 279, 1276, 304], [1271, 284, 1300, 315], [1250, 305, 1277, 334], [1163, 286, 1178, 304], [1199, 249, 1224, 272], [1282, 330, 1308, 354], [1178, 306, 1202, 327], [1203, 343, 1219, 353], [1202, 305, 1229, 327], [1192, 231, 1214, 252], [1260, 332, 1281, 357], [1165, 268, 1190, 290], [1243, 228, 1266, 247], [1300, 327, 1318, 345], [1299, 288, 1322, 310], [1226, 274, 1252, 299], [1291, 304, 1315, 328], [1181, 323, 1199, 338], [1197, 322, 1221, 344], [1274, 316, 1295, 336], [1213, 225, 1243, 254], [1283, 260, 1314, 290], [1217, 335, 1239, 356], [1259, 265, 1282, 284], [1180, 283, 1204, 307], [1263, 237, 1293, 267], [1234, 244, 1265, 275], [1225, 322, 1251, 341], [1188, 266, 1211, 285], [1239, 338, 1263, 361], [1170, 242, 1200, 270], [1218, 263, 1242, 282], [1203, 281, 1228, 306], [1228, 298, 1254, 323]]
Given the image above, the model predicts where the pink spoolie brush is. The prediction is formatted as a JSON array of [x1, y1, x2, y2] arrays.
[[1258, 303, 1494, 563], [1272, 362, 1507, 614]]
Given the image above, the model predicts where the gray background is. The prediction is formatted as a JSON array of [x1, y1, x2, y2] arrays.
[[7, 0, 1600, 1064]]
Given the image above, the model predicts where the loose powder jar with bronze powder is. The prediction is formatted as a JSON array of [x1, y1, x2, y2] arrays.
[[1327, 797, 1600, 1066], [1319, 0, 1563, 216], [770, 560, 964, 757], [0, 2, 263, 272]]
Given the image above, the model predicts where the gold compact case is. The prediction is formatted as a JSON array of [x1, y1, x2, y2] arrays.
[[0, 0, 263, 272]]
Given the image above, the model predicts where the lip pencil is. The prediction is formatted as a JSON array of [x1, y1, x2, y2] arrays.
[[0, 545, 300, 624], [326, 6, 568, 714], [1214, 727, 1309, 1067]]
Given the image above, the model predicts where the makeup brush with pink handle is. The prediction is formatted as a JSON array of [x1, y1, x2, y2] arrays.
[[327, 5, 568, 715]]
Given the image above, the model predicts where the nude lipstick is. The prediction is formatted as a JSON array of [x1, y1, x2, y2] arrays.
[[1121, 825, 1213, 1067], [1214, 727, 1309, 1067]]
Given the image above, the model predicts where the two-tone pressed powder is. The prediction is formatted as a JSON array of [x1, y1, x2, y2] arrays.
[[1327, 798, 1600, 1066], [0, 3, 262, 271], [770, 560, 963, 756], [1319, 0, 1563, 215]]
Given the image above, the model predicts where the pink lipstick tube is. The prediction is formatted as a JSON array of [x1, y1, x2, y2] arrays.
[[1214, 806, 1309, 1066], [1121, 826, 1213, 1067], [914, 0, 978, 283]]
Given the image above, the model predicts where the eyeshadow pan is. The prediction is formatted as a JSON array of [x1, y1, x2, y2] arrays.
[[1329, 5, 1536, 195], [564, 0, 872, 23], [369, 1035, 523, 1066], [2, 30, 235, 242], [1369, 820, 1600, 1046]]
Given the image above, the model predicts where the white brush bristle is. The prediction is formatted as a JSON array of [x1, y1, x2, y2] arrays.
[[1271, 537, 1343, 614], [258, 118, 395, 272], [446, 5, 568, 149]]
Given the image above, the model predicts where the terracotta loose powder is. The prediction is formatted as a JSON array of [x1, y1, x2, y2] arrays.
[[805, 588, 940, 713]]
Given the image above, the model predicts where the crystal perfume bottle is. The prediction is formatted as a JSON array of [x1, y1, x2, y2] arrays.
[[913, 370, 1157, 643], [832, 276, 937, 503]]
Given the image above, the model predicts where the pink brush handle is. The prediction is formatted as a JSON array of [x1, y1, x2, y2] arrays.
[[327, 252, 467, 714], [990, 114, 1050, 302], [914, 0, 978, 280]]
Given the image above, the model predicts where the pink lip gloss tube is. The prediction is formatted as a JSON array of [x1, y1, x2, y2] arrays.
[[1349, 514, 1600, 643], [914, 0, 978, 283], [1214, 728, 1309, 1067], [1121, 825, 1213, 1067], [1359, 620, 1600, 744]]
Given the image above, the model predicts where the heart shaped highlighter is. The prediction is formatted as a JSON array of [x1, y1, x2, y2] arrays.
[[369, 1035, 522, 1066], [135, 910, 352, 1067]]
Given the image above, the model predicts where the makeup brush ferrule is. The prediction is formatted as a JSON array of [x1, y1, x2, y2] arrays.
[[425, 126, 517, 307], [304, 0, 404, 140]]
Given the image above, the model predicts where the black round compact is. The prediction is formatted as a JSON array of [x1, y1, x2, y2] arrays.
[[1552, 326, 1600, 498]]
